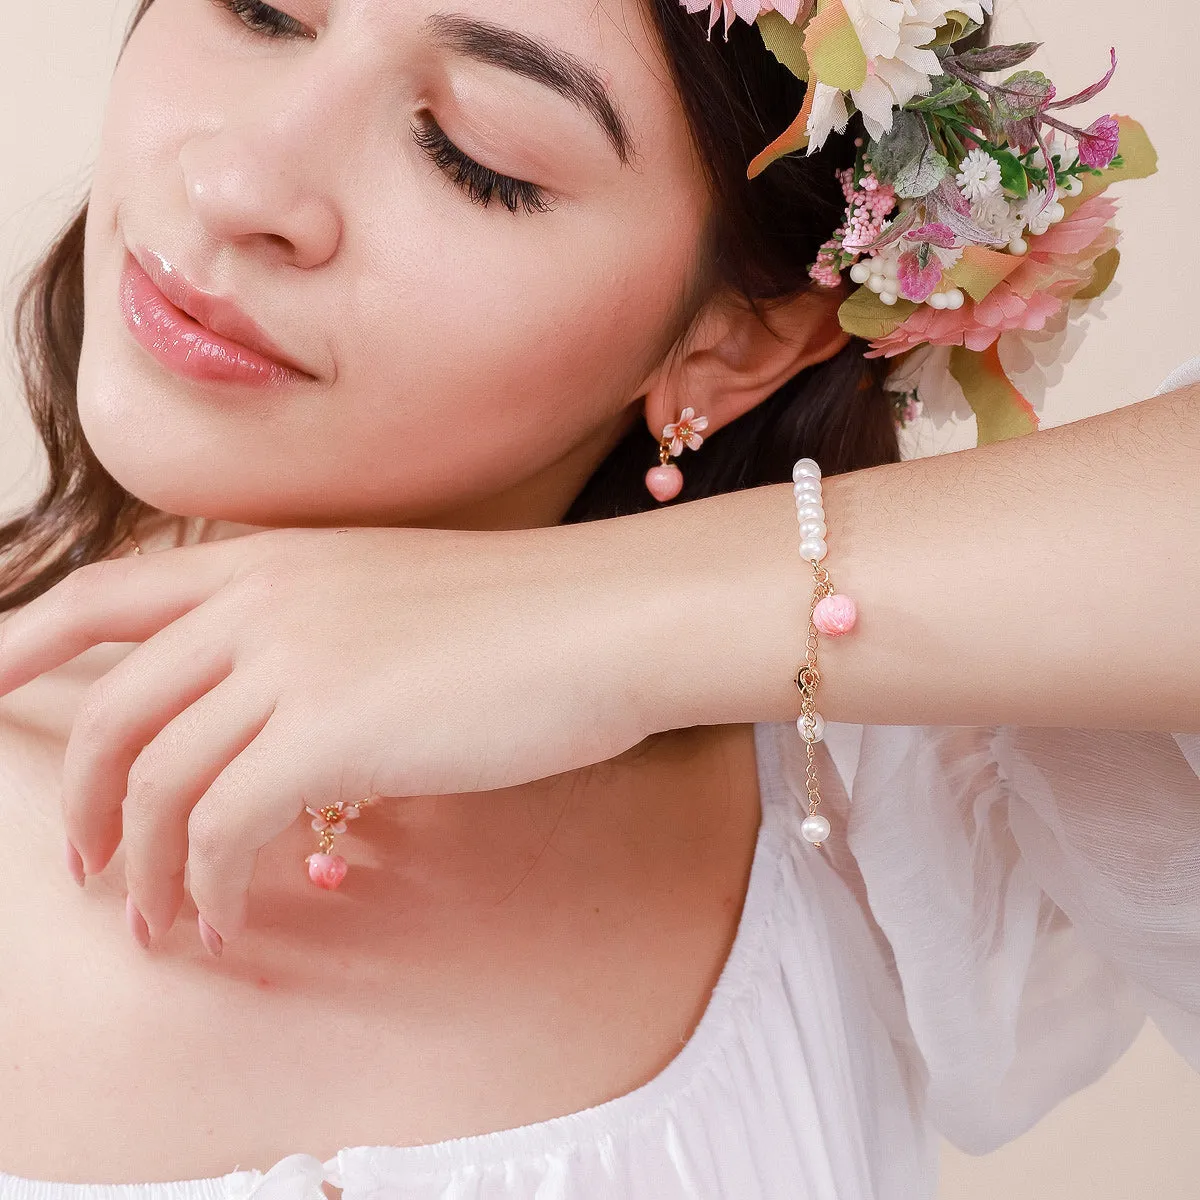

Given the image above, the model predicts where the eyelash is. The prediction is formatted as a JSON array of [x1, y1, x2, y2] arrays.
[[208, 0, 555, 217], [410, 115, 554, 216]]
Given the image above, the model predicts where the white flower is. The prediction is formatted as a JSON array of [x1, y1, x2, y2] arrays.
[[1017, 186, 1056, 236], [807, 0, 985, 149], [970, 193, 1025, 244], [955, 148, 1002, 203]]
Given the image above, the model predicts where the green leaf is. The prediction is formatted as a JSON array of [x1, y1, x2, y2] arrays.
[[871, 111, 949, 199], [837, 287, 916, 340], [757, 10, 809, 81], [993, 148, 1029, 198], [905, 78, 974, 112], [953, 42, 1041, 73], [993, 70, 1054, 121], [949, 344, 1040, 444]]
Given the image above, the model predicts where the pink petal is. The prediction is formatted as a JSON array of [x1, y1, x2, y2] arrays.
[[684, 433, 704, 450], [897, 250, 943, 303], [690, 414, 710, 432], [669, 436, 684, 456]]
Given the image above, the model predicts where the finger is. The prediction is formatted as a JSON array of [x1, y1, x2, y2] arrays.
[[0, 541, 242, 698], [122, 673, 277, 940], [61, 594, 236, 877], [188, 707, 347, 941]]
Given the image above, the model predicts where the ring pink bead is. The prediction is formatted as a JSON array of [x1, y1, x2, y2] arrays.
[[812, 593, 857, 636], [306, 852, 349, 890]]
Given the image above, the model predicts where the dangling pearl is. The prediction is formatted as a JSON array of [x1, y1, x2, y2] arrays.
[[801, 813, 831, 844], [796, 711, 825, 742], [645, 463, 683, 502]]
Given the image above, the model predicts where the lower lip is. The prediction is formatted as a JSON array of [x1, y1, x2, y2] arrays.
[[119, 251, 308, 387]]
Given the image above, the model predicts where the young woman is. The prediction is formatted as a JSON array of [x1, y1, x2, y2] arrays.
[[0, 1, 1196, 1197]]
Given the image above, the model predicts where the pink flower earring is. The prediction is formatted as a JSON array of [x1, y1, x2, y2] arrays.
[[645, 406, 709, 502]]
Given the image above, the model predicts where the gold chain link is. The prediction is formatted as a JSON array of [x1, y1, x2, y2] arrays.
[[794, 558, 835, 847]]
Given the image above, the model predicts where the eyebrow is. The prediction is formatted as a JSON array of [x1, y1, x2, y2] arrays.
[[422, 12, 636, 166]]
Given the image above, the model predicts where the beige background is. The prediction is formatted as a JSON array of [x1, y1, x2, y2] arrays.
[[2, 2, 1197, 1196]]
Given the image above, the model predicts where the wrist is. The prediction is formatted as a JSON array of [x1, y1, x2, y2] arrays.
[[593, 483, 818, 734]]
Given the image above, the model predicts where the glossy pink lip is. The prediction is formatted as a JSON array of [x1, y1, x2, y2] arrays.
[[119, 245, 315, 387]]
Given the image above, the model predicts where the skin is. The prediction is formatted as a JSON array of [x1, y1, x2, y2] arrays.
[[0, 0, 845, 1186], [78, 0, 845, 531]]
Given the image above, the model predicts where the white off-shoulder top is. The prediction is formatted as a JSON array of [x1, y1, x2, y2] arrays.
[[3, 360, 1198, 1200]]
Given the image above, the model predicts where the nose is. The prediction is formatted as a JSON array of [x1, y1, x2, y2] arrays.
[[178, 90, 342, 270]]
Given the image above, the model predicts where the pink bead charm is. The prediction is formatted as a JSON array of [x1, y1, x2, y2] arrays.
[[644, 463, 683, 502], [306, 852, 349, 890], [812, 593, 858, 636]]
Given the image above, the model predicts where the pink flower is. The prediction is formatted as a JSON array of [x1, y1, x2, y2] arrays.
[[678, 0, 811, 41], [662, 406, 710, 456], [1077, 114, 1120, 168], [866, 193, 1121, 358], [306, 801, 363, 835]]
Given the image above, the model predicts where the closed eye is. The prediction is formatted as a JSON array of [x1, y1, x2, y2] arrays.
[[208, 0, 554, 216], [411, 114, 556, 216], [208, 0, 310, 39]]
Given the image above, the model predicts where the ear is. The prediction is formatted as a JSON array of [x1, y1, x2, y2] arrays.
[[636, 285, 851, 442]]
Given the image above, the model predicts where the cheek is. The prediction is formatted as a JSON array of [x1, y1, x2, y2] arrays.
[[329, 195, 704, 501]]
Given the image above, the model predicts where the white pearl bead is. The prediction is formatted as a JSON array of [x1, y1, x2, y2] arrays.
[[943, 289, 964, 310], [1008, 236, 1028, 256], [791, 459, 821, 481], [796, 711, 825, 742], [795, 503, 824, 523], [928, 291, 949, 310], [1047, 201, 1065, 223], [849, 261, 872, 284], [801, 813, 831, 844], [1064, 175, 1083, 196], [867, 274, 886, 293], [798, 519, 827, 539], [799, 536, 828, 561], [793, 478, 822, 497], [879, 291, 897, 306]]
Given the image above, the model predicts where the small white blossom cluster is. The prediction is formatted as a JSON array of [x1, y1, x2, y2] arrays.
[[955, 142, 1085, 256]]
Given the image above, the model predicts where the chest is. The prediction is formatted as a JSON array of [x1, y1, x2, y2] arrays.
[[0, 703, 762, 1185]]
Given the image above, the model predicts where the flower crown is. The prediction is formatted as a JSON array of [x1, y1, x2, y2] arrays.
[[681, 0, 1158, 444]]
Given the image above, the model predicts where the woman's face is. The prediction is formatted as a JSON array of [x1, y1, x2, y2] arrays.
[[78, 0, 712, 529]]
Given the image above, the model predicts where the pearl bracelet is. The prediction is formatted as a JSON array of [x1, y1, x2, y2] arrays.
[[792, 457, 858, 847]]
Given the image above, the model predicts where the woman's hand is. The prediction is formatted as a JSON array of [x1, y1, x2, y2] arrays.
[[0, 523, 666, 951]]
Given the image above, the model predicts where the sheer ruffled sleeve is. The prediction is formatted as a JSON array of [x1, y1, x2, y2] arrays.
[[814, 357, 1200, 1155], [823, 723, 1200, 1154]]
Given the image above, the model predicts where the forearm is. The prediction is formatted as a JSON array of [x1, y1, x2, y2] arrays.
[[605, 383, 1200, 734]]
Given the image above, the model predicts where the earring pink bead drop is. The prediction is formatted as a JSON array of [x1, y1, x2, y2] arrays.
[[645, 463, 683, 501], [646, 406, 708, 502]]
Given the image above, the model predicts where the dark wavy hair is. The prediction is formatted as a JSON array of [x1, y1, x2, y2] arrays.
[[0, 2, 988, 609]]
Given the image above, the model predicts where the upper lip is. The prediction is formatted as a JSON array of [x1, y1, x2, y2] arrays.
[[129, 242, 315, 378]]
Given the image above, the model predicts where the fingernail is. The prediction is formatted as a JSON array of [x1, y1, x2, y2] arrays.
[[64, 838, 86, 888], [197, 915, 223, 959], [125, 894, 151, 949]]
